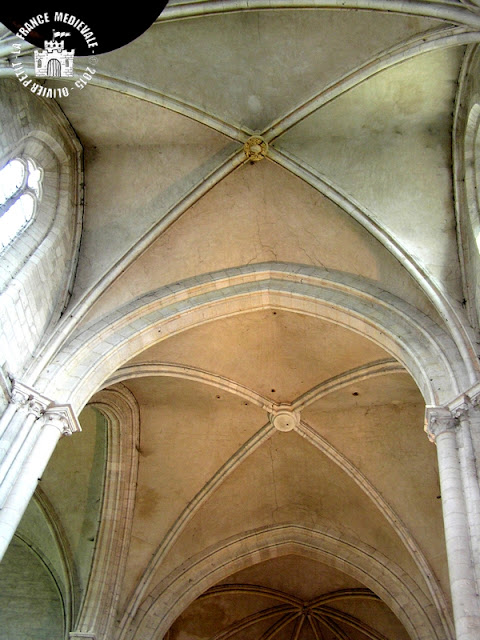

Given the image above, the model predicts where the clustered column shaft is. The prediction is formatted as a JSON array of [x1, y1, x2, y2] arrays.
[[454, 402, 480, 594], [426, 402, 480, 640], [0, 380, 80, 561]]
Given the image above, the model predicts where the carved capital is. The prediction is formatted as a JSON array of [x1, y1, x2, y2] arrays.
[[10, 380, 51, 416], [469, 387, 480, 412], [425, 406, 456, 443], [451, 400, 471, 422], [43, 404, 81, 437], [27, 399, 48, 419], [269, 405, 300, 432], [448, 382, 480, 415], [446, 384, 480, 425], [7, 382, 80, 436], [10, 388, 28, 407]]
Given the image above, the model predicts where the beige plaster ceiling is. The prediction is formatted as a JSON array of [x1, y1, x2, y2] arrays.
[[89, 11, 440, 131], [82, 159, 441, 325], [110, 309, 446, 623], [127, 310, 391, 400], [277, 46, 464, 300], [51, 8, 460, 325]]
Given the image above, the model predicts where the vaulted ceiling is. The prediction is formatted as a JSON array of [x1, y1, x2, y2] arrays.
[[3, 2, 478, 639]]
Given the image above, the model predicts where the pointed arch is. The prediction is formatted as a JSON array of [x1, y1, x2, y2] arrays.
[[34, 264, 470, 411], [123, 524, 451, 640]]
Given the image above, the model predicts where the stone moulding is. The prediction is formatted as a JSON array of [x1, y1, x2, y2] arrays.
[[36, 265, 469, 413], [124, 525, 451, 640], [71, 384, 139, 640]]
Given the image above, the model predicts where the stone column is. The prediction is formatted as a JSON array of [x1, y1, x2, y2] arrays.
[[0, 381, 50, 460], [0, 397, 80, 561], [450, 399, 480, 594], [426, 406, 480, 640], [467, 387, 480, 478], [0, 389, 52, 508], [0, 387, 25, 441]]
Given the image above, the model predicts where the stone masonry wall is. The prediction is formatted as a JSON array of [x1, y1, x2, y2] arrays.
[[0, 80, 82, 385]]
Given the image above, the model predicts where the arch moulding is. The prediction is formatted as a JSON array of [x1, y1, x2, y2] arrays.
[[34, 265, 472, 412], [119, 524, 451, 640], [72, 384, 140, 640]]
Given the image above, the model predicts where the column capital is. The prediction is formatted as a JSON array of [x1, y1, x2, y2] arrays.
[[9, 387, 28, 407], [8, 380, 81, 436], [11, 380, 51, 416], [43, 404, 81, 437], [425, 406, 456, 443], [447, 382, 480, 414], [469, 384, 480, 412], [451, 399, 471, 422], [69, 633, 96, 640]]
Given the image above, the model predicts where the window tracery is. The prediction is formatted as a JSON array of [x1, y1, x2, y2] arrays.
[[0, 158, 43, 251]]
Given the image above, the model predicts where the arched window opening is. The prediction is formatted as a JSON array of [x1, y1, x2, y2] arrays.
[[0, 158, 43, 251]]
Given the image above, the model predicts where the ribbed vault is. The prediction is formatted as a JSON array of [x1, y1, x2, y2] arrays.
[[2, 3, 480, 640], [195, 585, 388, 640]]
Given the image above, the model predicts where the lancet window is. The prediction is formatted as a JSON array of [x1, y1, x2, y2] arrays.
[[0, 158, 43, 251]]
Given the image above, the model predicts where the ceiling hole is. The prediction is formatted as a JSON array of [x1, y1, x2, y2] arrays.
[[271, 389, 276, 393], [352, 392, 359, 396], [216, 395, 220, 399], [244, 402, 248, 406], [273, 311, 277, 315]]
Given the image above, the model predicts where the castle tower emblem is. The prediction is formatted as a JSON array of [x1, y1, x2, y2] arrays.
[[34, 31, 75, 78]]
